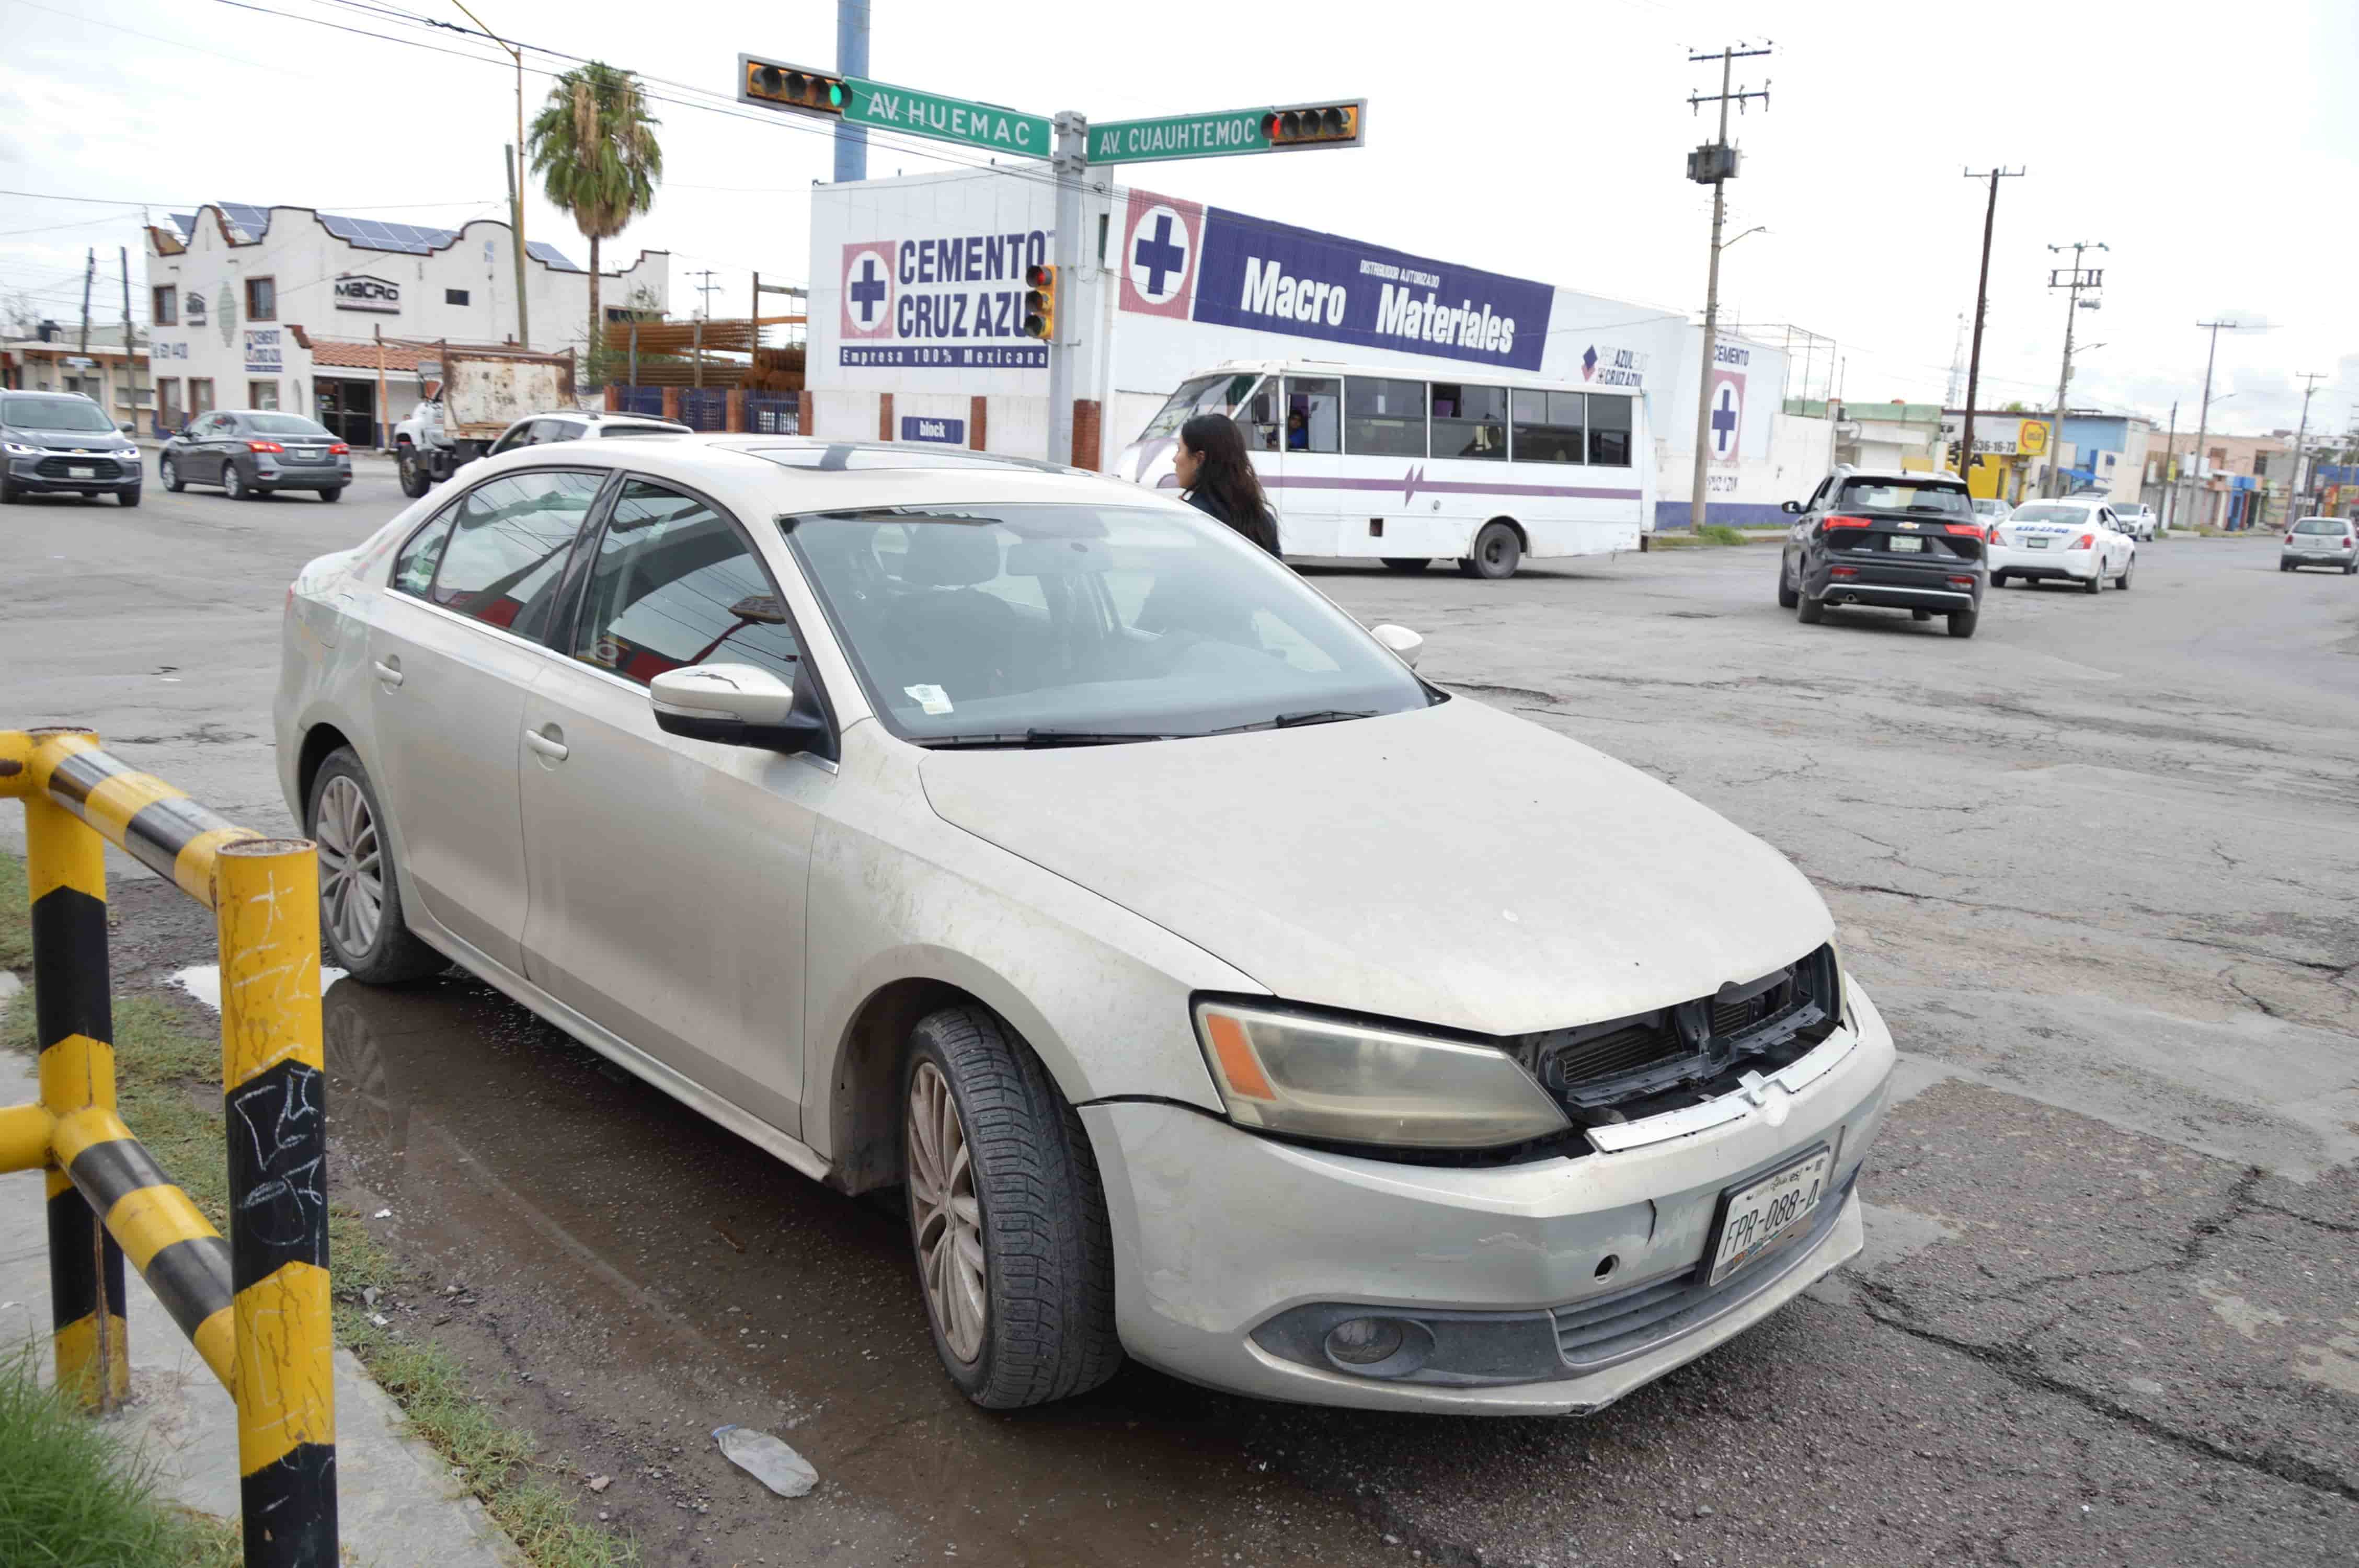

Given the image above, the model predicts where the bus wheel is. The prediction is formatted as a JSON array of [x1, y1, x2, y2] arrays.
[[1380, 557, 1430, 573], [1458, 522, 1523, 580]]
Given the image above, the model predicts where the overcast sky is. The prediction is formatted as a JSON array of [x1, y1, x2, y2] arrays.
[[4, 0, 2354, 441]]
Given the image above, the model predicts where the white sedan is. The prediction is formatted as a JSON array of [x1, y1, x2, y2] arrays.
[[2109, 502, 2159, 541], [1989, 498, 2137, 593], [276, 435, 1894, 1414]]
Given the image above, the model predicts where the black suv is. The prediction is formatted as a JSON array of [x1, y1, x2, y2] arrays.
[[1777, 468, 1987, 639], [0, 391, 143, 506]]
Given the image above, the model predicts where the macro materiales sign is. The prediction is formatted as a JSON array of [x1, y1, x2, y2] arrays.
[[1119, 195, 1554, 374]]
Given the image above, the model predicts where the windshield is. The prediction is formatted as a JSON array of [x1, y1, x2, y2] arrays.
[[1140, 373, 1263, 440], [2008, 504, 2090, 524], [3, 396, 114, 433], [785, 502, 1432, 743], [244, 413, 334, 437], [1836, 479, 1974, 517]]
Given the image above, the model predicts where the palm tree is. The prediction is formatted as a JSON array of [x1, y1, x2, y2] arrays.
[[528, 62, 662, 388]]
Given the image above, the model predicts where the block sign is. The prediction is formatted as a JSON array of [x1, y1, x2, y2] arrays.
[[900, 415, 966, 444]]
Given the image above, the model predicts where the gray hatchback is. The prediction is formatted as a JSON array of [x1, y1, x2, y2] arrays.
[[160, 410, 353, 502], [2280, 516, 2357, 574]]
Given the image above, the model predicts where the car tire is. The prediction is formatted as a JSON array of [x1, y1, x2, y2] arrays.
[[305, 748, 448, 985], [901, 1004, 1120, 1410], [117, 486, 140, 508], [161, 455, 185, 492], [1796, 591, 1825, 625], [397, 448, 432, 500], [1776, 564, 1799, 608], [223, 464, 251, 501], [2083, 564, 2102, 595], [1948, 607, 1979, 638], [318, 486, 344, 502], [1460, 521, 1522, 580], [2117, 558, 2133, 590], [0, 474, 16, 505], [1911, 608, 1933, 621], [2280, 561, 2292, 572], [1380, 558, 1430, 572]]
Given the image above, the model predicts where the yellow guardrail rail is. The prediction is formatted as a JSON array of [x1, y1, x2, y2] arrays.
[[2, 726, 336, 1567]]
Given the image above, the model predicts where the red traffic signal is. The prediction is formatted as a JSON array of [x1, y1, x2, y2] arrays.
[[1261, 100, 1365, 151], [1022, 263, 1056, 341]]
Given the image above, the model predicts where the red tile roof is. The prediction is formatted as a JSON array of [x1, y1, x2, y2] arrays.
[[305, 338, 433, 371]]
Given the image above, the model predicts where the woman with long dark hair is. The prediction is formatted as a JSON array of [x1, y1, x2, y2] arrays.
[[1175, 413, 1282, 557]]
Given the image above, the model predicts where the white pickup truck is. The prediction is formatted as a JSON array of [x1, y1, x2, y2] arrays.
[[391, 342, 577, 498]]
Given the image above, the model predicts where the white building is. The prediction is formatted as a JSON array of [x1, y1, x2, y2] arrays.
[[804, 168, 1811, 526], [144, 203, 668, 444]]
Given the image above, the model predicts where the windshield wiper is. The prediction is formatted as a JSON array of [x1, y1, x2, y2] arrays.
[[1198, 709, 1379, 736], [916, 729, 1171, 750]]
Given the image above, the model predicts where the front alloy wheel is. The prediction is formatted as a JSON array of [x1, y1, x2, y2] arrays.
[[907, 1061, 986, 1364]]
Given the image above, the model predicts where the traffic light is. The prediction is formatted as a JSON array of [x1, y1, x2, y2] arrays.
[[1022, 263, 1056, 341], [1261, 100, 1366, 151], [737, 54, 849, 119]]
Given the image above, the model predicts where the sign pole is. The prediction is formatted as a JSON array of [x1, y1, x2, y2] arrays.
[[1046, 110, 1086, 468]]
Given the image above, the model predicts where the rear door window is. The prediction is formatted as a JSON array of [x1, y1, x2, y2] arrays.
[[426, 470, 605, 636]]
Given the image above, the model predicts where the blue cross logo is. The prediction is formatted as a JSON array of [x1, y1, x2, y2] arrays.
[[1131, 211, 1188, 300], [1711, 384, 1739, 454], [849, 256, 887, 325]]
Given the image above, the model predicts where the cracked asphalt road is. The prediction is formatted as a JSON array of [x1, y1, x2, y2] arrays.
[[4, 487, 2354, 1567]]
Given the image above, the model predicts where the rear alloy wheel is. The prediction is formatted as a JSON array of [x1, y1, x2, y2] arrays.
[[1458, 521, 1523, 580], [161, 455, 185, 492], [1796, 589, 1826, 625], [1380, 557, 1430, 572], [1948, 607, 1979, 639], [902, 1005, 1120, 1409], [318, 486, 344, 502], [2116, 557, 2133, 590], [306, 748, 446, 984], [223, 464, 251, 501], [2083, 563, 2103, 595], [1911, 608, 1933, 621], [1776, 562, 1800, 608]]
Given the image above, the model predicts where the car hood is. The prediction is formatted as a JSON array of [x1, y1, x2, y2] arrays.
[[7, 428, 130, 451], [917, 697, 1833, 1039]]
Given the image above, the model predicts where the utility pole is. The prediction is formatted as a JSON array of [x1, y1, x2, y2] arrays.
[[1958, 167, 2023, 488], [2190, 318, 2237, 532], [2042, 240, 2106, 496], [834, 0, 871, 183], [1685, 44, 1771, 532], [1045, 109, 1086, 468], [2287, 370, 2326, 523], [2159, 400, 2178, 532], [455, 1, 531, 352], [118, 248, 143, 437], [689, 269, 719, 319], [77, 248, 94, 356]]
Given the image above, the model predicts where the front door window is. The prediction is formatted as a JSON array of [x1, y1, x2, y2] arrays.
[[572, 480, 801, 686]]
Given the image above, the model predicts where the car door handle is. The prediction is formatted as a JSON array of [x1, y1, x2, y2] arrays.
[[525, 727, 568, 762], [372, 657, 404, 688]]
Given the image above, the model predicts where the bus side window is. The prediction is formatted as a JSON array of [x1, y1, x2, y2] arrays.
[[1587, 395, 1633, 466], [1433, 384, 1507, 462], [1345, 376, 1427, 458], [1284, 376, 1341, 453], [1240, 381, 1284, 452], [1511, 389, 1584, 463]]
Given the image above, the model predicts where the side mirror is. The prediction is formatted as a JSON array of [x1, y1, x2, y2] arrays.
[[1369, 622, 1424, 670], [1780, 499, 1803, 515], [649, 663, 828, 754]]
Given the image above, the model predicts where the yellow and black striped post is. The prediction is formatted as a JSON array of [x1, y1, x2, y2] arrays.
[[20, 735, 130, 1411], [217, 837, 336, 1565]]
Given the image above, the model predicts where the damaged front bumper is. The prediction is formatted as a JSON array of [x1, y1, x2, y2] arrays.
[[1081, 982, 1897, 1415]]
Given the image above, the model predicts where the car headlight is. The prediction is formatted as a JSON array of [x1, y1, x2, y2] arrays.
[[5, 441, 41, 456], [1193, 999, 1571, 1149], [113, 447, 141, 459]]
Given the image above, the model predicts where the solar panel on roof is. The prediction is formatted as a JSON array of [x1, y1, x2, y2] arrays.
[[216, 203, 271, 241], [526, 240, 582, 272], [168, 214, 196, 238], [320, 212, 459, 256]]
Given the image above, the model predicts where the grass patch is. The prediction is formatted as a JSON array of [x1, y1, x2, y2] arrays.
[[1, 850, 27, 971], [2, 976, 637, 1568], [1696, 524, 1751, 547], [0, 1341, 241, 1567], [1648, 525, 1757, 549]]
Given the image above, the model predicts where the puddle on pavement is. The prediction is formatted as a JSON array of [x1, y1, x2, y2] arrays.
[[314, 972, 1404, 1567]]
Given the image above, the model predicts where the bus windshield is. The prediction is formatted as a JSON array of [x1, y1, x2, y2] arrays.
[[1140, 372, 1263, 439]]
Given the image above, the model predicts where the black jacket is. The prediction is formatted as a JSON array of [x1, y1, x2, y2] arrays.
[[1185, 487, 1283, 557]]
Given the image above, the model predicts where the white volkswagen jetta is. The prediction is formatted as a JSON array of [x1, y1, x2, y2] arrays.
[[275, 436, 1896, 1415]]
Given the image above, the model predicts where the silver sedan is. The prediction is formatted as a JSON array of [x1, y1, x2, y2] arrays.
[[276, 436, 1895, 1412]]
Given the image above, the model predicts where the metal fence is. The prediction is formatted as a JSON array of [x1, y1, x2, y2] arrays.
[[615, 386, 666, 419], [676, 388, 729, 432], [1, 727, 336, 1567], [745, 392, 800, 435]]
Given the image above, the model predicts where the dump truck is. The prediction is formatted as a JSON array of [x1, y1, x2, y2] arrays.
[[391, 341, 577, 498]]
